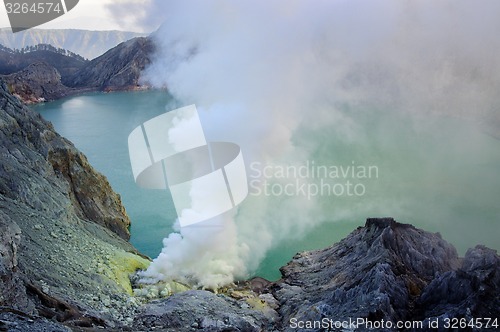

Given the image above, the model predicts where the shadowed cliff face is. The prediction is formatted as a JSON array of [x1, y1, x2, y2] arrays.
[[1, 62, 73, 104], [0, 80, 131, 239], [65, 37, 154, 91], [0, 78, 149, 328]]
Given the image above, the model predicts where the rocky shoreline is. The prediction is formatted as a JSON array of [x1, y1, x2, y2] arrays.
[[1, 79, 499, 331]]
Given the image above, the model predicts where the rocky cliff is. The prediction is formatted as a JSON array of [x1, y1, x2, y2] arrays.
[[66, 37, 154, 91], [1, 62, 75, 104], [273, 218, 499, 331], [0, 78, 149, 329]]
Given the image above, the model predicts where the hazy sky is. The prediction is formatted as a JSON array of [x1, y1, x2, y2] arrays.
[[0, 0, 153, 32]]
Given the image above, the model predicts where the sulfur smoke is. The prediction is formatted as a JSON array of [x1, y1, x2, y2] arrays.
[[110, 0, 500, 287]]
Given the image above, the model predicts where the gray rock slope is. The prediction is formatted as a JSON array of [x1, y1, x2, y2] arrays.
[[1, 62, 74, 103], [66, 37, 154, 91], [417, 245, 500, 329], [0, 78, 150, 329], [273, 217, 499, 331], [128, 218, 498, 332]]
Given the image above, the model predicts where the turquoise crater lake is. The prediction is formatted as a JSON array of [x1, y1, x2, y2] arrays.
[[34, 91, 500, 280]]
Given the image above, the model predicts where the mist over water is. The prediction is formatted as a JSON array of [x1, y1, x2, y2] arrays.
[[98, 0, 500, 285], [35, 91, 500, 282]]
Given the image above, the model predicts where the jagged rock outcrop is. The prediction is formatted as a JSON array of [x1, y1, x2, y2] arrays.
[[417, 245, 499, 329], [1, 62, 74, 103], [273, 217, 499, 331], [274, 218, 460, 329], [0, 79, 149, 329], [66, 37, 154, 91]]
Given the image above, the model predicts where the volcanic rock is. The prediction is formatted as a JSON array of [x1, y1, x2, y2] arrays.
[[1, 62, 74, 103], [66, 37, 154, 91], [0, 78, 149, 329], [273, 217, 466, 331], [416, 245, 499, 330]]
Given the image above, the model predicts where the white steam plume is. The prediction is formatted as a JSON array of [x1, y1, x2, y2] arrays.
[[111, 0, 500, 287]]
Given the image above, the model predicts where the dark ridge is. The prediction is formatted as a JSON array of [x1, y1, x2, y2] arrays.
[[0, 43, 87, 78]]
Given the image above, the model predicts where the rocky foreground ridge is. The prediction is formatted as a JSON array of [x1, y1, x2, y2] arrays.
[[274, 218, 499, 331], [0, 78, 149, 330], [0, 81, 498, 330]]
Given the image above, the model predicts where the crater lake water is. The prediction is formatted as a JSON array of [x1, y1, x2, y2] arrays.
[[34, 91, 500, 280]]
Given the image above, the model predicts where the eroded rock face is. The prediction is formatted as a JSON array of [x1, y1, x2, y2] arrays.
[[417, 245, 500, 328], [0, 79, 148, 328], [47, 145, 132, 240], [0, 80, 130, 240], [272, 218, 500, 331], [1, 61, 73, 103], [0, 311, 71, 332], [273, 218, 462, 331], [0, 36, 154, 106], [66, 37, 153, 91]]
